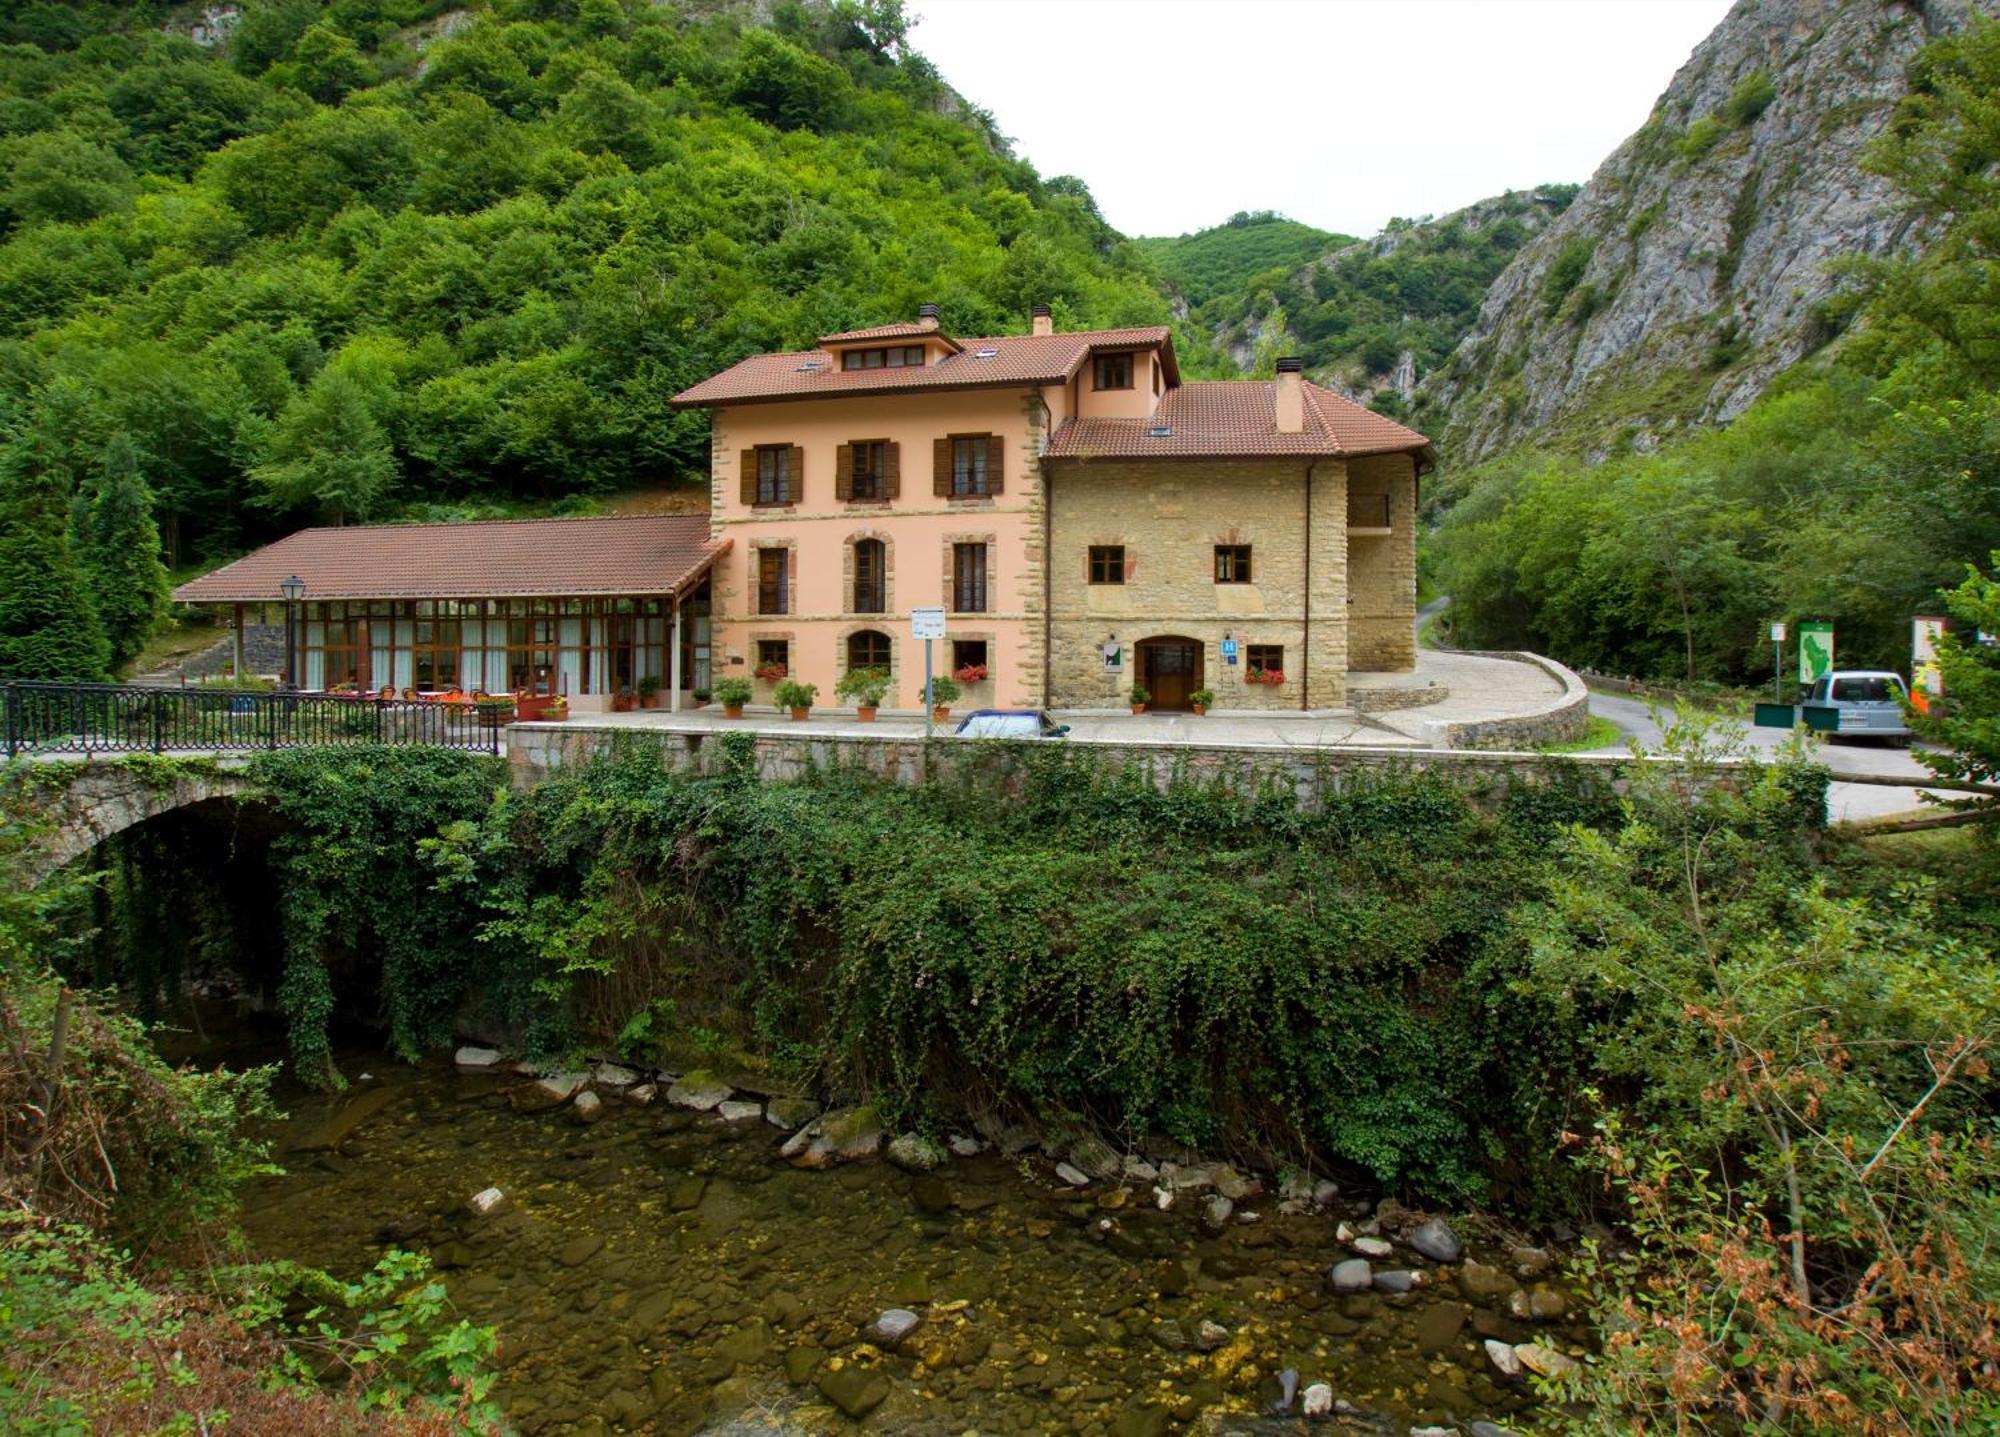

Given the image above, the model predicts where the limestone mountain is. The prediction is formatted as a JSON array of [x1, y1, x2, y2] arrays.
[[1423, 0, 1997, 463]]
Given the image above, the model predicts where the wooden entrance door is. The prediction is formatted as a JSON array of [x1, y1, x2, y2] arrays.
[[1139, 637, 1203, 711]]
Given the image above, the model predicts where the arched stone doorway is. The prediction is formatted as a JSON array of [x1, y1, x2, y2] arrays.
[[1136, 636, 1204, 711]]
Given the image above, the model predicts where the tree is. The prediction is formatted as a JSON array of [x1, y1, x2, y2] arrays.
[[1908, 554, 2000, 818], [252, 371, 399, 524], [73, 433, 170, 671], [726, 31, 850, 131], [0, 431, 109, 682]]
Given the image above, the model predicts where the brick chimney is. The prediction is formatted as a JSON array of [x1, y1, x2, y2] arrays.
[[1275, 356, 1304, 433], [917, 303, 940, 331], [1031, 303, 1053, 337]]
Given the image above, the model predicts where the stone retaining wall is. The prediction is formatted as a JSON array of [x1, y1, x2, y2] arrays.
[[507, 721, 1652, 809], [1437, 652, 1591, 750]]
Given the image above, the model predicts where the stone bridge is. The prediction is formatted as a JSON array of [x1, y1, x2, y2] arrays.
[[9, 757, 259, 886]]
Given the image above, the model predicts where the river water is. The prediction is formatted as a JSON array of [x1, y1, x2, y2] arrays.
[[235, 1054, 1577, 1436]]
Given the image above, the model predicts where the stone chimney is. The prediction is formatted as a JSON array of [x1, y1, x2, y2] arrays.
[[917, 303, 940, 331], [1274, 356, 1304, 433], [1031, 303, 1053, 337]]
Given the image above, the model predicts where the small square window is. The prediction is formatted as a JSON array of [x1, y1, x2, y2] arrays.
[[1247, 644, 1284, 680], [1214, 544, 1252, 583], [951, 640, 988, 678], [1088, 545, 1125, 585], [755, 639, 790, 677], [1093, 353, 1133, 390]]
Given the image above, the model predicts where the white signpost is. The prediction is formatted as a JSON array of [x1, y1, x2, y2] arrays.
[[911, 607, 946, 735]]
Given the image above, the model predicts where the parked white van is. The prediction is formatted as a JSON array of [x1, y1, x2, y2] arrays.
[[1802, 670, 1912, 742]]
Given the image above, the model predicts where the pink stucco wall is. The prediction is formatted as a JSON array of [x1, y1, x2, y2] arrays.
[[708, 386, 1054, 711]]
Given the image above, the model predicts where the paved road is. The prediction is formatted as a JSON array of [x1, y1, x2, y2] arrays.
[[1419, 595, 1947, 823], [1585, 688, 1947, 825]]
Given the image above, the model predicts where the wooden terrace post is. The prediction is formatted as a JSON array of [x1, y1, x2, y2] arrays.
[[232, 604, 245, 681]]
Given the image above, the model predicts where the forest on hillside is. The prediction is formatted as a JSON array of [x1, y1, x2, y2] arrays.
[[1146, 195, 1572, 410], [1433, 16, 2000, 686], [0, 0, 1172, 679]]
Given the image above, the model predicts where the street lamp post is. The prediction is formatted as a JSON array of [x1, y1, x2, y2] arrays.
[[279, 574, 305, 689]]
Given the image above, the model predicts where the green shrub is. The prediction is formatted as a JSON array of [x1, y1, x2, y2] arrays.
[[1541, 237, 1596, 317], [713, 677, 753, 707], [1676, 114, 1725, 160], [772, 679, 817, 710], [834, 666, 889, 706], [1718, 68, 1777, 128]]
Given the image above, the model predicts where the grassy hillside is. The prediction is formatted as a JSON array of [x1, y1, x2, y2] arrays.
[[1134, 210, 1346, 311], [1145, 193, 1572, 413], [0, 0, 1170, 571]]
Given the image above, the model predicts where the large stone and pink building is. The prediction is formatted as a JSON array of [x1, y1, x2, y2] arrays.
[[673, 305, 1431, 711]]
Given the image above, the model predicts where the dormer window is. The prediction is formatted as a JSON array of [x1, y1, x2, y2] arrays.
[[842, 345, 927, 371], [1093, 353, 1134, 390]]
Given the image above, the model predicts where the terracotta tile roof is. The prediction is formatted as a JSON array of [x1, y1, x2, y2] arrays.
[[815, 320, 950, 345], [172, 515, 725, 604], [1043, 381, 1432, 461], [673, 327, 1177, 407]]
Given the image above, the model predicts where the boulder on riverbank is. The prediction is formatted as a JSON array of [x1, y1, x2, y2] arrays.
[[780, 1105, 883, 1168]]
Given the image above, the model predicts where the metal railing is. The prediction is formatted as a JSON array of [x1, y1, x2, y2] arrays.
[[3, 682, 506, 758]]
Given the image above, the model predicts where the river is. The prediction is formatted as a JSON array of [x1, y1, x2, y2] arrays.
[[232, 1051, 1576, 1436]]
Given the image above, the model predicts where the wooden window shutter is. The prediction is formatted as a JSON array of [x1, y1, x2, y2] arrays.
[[884, 441, 901, 499], [740, 449, 756, 506], [835, 444, 854, 502], [986, 434, 1005, 495], [933, 437, 951, 497], [788, 445, 804, 504]]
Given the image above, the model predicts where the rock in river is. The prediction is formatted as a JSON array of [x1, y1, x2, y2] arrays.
[[454, 1046, 502, 1067], [467, 1186, 505, 1217], [868, 1308, 922, 1345], [558, 1233, 604, 1268], [1373, 1269, 1418, 1294], [572, 1089, 603, 1124], [887, 1133, 946, 1173], [815, 1363, 889, 1418], [1054, 1161, 1092, 1188], [1515, 1341, 1580, 1378], [1302, 1382, 1333, 1416], [1351, 1235, 1393, 1259], [781, 1106, 883, 1168], [764, 1097, 819, 1130], [1409, 1216, 1463, 1263], [1484, 1339, 1525, 1379], [665, 1070, 732, 1111], [1328, 1259, 1373, 1293], [509, 1073, 585, 1115]]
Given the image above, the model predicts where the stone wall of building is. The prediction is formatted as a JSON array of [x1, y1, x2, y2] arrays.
[[1346, 452, 1419, 673], [1044, 458, 1349, 710]]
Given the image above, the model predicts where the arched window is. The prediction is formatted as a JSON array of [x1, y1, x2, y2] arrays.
[[848, 630, 891, 672], [853, 538, 886, 613]]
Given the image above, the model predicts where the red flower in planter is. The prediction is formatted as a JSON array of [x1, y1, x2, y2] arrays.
[[753, 663, 788, 682], [953, 664, 989, 683]]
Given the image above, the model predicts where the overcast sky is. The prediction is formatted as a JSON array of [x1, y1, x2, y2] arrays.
[[905, 0, 1736, 239]]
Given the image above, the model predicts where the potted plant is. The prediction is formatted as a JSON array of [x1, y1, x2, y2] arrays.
[[774, 678, 818, 720], [926, 673, 961, 723], [715, 676, 753, 718], [544, 694, 570, 722], [836, 666, 890, 721], [953, 662, 989, 685], [1129, 683, 1150, 715], [474, 692, 515, 726], [1189, 687, 1215, 716], [691, 686, 711, 709], [637, 676, 663, 709], [753, 660, 788, 683], [612, 688, 637, 713]]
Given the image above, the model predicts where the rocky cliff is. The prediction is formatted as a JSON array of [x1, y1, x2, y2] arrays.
[[1424, 0, 1993, 463]]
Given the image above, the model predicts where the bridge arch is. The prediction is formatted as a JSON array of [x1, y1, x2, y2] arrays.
[[11, 759, 259, 887]]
